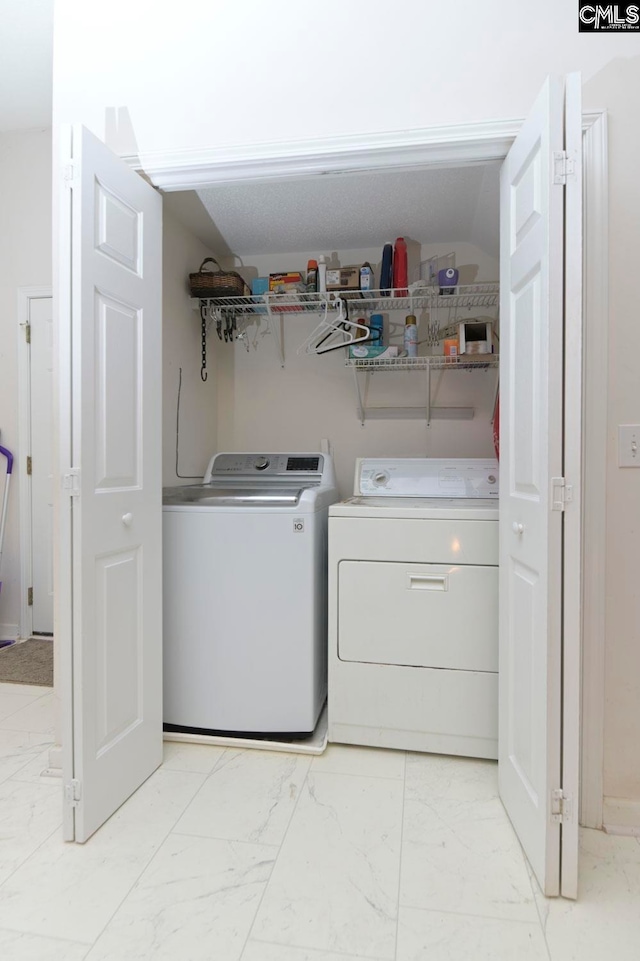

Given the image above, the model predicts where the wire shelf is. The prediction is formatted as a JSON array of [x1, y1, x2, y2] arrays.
[[194, 293, 325, 314], [355, 283, 500, 311], [346, 354, 499, 372], [193, 283, 500, 316]]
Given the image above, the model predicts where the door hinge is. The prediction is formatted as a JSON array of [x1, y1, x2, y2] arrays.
[[26, 455, 32, 476], [551, 788, 573, 824], [64, 779, 82, 806], [62, 469, 81, 497], [24, 323, 31, 344], [27, 587, 33, 607], [63, 162, 78, 187], [551, 476, 573, 512], [553, 150, 577, 185]]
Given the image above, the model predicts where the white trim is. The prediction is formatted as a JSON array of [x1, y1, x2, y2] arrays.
[[130, 112, 605, 192], [0, 623, 19, 641], [560, 72, 584, 900], [580, 109, 608, 831], [133, 120, 523, 191], [17, 286, 53, 641], [54, 124, 75, 841], [602, 797, 640, 836]]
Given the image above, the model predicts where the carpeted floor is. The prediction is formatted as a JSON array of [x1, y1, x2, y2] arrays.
[[0, 638, 53, 687]]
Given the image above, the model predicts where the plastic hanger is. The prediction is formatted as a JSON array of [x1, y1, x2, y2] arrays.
[[297, 299, 370, 355]]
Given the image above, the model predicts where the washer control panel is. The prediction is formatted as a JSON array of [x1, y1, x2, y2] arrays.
[[356, 458, 499, 498], [211, 454, 323, 477], [206, 453, 324, 479]]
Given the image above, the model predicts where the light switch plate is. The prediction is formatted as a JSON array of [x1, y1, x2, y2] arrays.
[[618, 425, 640, 467]]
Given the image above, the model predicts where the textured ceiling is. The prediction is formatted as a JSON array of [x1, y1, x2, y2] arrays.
[[171, 162, 501, 260], [0, 0, 53, 132]]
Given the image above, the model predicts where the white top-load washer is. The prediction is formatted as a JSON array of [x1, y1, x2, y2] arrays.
[[328, 457, 499, 759], [163, 452, 339, 736]]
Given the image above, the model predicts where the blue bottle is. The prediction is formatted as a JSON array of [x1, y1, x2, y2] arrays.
[[380, 243, 393, 295], [369, 314, 384, 346]]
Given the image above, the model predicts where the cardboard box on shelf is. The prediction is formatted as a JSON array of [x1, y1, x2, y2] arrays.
[[326, 267, 360, 291], [268, 271, 305, 292]]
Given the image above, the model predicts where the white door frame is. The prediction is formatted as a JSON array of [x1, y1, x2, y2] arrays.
[[579, 111, 608, 830], [132, 113, 607, 826], [17, 285, 53, 640]]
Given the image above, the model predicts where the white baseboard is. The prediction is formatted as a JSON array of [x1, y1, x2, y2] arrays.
[[603, 796, 640, 836], [0, 623, 19, 642]]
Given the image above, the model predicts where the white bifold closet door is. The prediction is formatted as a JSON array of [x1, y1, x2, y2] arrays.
[[58, 125, 163, 842], [499, 74, 582, 899]]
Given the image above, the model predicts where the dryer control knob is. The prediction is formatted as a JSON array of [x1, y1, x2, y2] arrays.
[[254, 457, 270, 471], [373, 470, 390, 488]]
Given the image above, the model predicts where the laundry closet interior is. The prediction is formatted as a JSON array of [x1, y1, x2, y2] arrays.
[[160, 161, 502, 756], [163, 161, 501, 500]]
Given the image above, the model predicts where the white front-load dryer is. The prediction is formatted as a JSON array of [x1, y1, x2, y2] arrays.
[[163, 452, 339, 736]]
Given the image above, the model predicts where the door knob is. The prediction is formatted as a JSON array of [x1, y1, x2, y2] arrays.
[[122, 513, 133, 527], [512, 521, 524, 535]]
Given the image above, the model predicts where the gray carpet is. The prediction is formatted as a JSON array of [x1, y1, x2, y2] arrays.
[[0, 638, 53, 687]]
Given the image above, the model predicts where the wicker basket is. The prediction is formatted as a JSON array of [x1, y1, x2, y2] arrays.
[[189, 258, 249, 299]]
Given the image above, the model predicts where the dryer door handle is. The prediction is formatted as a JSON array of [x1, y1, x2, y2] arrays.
[[408, 573, 448, 592]]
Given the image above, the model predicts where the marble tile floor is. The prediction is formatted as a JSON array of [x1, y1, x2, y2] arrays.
[[0, 683, 639, 960]]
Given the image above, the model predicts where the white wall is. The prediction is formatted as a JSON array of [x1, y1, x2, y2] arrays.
[[51, 2, 640, 810], [583, 57, 640, 806], [162, 208, 218, 485], [53, 0, 633, 157], [0, 128, 52, 638], [217, 243, 498, 497]]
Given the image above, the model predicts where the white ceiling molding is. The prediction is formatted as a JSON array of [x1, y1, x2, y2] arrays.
[[130, 120, 523, 192], [129, 112, 606, 192]]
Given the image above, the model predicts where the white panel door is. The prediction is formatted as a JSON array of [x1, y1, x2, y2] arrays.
[[499, 75, 580, 897], [30, 296, 54, 634], [59, 125, 163, 842]]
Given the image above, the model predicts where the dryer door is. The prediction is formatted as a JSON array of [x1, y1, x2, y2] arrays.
[[338, 560, 498, 672]]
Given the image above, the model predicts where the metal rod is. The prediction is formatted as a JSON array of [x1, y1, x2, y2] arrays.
[[426, 365, 431, 426], [265, 302, 285, 368], [351, 365, 365, 426]]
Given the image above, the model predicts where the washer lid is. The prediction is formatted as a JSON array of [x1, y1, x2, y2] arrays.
[[162, 484, 308, 508], [355, 457, 499, 499]]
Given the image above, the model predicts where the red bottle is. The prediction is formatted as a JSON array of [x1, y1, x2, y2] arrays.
[[393, 237, 408, 296]]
